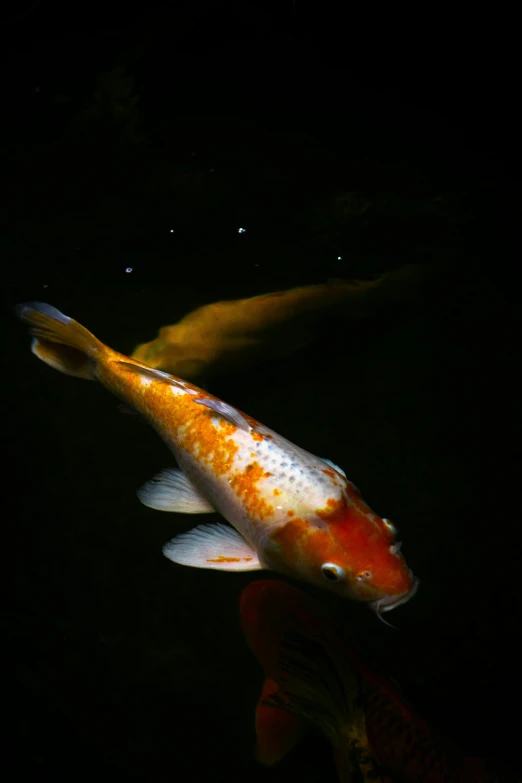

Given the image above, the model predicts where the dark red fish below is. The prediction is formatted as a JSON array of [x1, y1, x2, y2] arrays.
[[240, 579, 520, 783]]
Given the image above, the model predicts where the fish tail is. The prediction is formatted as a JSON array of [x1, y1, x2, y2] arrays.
[[16, 302, 105, 380], [262, 630, 354, 745], [255, 678, 307, 765]]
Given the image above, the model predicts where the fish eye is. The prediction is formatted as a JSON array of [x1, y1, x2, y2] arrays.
[[321, 563, 345, 582], [356, 570, 372, 582], [383, 518, 397, 535]]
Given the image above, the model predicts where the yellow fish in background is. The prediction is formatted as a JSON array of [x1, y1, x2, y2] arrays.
[[17, 303, 418, 619], [131, 264, 432, 382]]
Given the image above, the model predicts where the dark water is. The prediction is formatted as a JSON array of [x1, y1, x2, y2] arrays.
[[4, 3, 521, 781]]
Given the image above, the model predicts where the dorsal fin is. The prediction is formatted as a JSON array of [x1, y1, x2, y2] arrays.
[[193, 397, 251, 432], [117, 361, 198, 393]]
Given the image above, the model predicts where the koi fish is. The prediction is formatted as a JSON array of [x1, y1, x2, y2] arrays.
[[16, 302, 418, 616], [240, 580, 517, 783], [131, 265, 432, 383]]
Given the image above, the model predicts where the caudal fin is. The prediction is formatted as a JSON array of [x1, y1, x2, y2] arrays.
[[255, 677, 307, 765], [16, 302, 104, 380]]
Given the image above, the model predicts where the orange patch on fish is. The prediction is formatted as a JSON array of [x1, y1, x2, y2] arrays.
[[316, 493, 350, 521], [270, 517, 331, 565], [273, 488, 281, 496], [207, 555, 253, 563], [229, 461, 275, 521], [315, 497, 385, 551], [316, 492, 380, 532], [321, 468, 339, 482], [135, 380, 239, 475]]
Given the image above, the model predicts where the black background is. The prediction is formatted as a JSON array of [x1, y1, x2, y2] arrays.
[[3, 2, 521, 781]]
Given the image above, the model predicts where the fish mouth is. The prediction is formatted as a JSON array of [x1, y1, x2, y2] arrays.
[[368, 571, 419, 622]]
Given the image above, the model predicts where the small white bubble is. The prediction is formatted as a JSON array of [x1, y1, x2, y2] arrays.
[[125, 267, 133, 273], [238, 227, 246, 234], [43, 284, 48, 288], [170, 229, 175, 233], [337, 256, 342, 260]]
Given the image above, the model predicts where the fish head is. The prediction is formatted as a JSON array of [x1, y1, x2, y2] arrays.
[[262, 487, 418, 616]]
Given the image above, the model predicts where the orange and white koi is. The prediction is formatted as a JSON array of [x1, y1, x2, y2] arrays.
[[16, 302, 418, 617]]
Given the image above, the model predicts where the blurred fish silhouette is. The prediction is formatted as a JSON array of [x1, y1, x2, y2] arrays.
[[131, 265, 432, 383], [240, 579, 518, 783]]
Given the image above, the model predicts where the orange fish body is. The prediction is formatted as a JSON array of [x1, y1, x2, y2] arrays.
[[17, 302, 417, 614], [240, 580, 515, 783]]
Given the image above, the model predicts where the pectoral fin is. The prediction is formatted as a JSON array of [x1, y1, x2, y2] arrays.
[[163, 523, 262, 571], [137, 468, 216, 513]]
